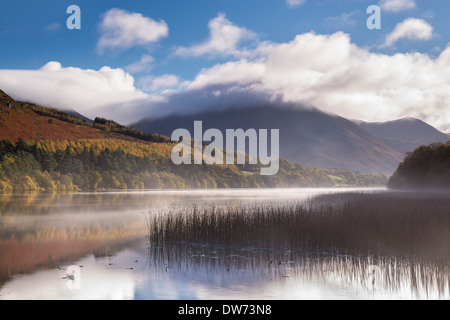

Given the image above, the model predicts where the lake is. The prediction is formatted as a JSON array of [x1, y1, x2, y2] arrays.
[[0, 188, 449, 300]]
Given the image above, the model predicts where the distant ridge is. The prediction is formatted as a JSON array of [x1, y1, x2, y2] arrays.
[[358, 117, 450, 155], [133, 105, 405, 174]]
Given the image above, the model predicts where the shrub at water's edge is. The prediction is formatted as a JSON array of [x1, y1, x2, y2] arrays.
[[389, 142, 450, 189]]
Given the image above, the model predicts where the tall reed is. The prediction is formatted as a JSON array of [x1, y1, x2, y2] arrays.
[[149, 192, 450, 262]]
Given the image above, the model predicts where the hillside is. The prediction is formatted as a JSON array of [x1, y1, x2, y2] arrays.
[[0, 89, 169, 144], [133, 105, 404, 174], [0, 89, 106, 142], [358, 118, 450, 156], [0, 89, 388, 192], [0, 138, 388, 192], [389, 142, 450, 189]]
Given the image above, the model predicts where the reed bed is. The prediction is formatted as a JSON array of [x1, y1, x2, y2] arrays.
[[148, 192, 450, 262]]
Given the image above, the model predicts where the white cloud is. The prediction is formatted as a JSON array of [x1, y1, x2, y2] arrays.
[[0, 62, 149, 122], [125, 55, 154, 74], [97, 8, 168, 54], [174, 13, 256, 58], [379, 0, 416, 12], [167, 32, 450, 132], [3, 32, 450, 132], [384, 18, 434, 47], [137, 74, 180, 92], [286, 0, 306, 8]]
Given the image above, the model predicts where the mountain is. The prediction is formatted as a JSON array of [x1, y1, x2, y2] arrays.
[[0, 89, 106, 142], [65, 110, 94, 123], [0, 89, 389, 192], [0, 89, 167, 144], [133, 105, 404, 174], [357, 118, 450, 155]]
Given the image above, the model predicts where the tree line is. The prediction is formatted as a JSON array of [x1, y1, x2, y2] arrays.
[[25, 101, 169, 143], [0, 138, 388, 193], [389, 142, 450, 189]]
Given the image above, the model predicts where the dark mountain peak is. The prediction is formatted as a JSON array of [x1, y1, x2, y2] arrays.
[[133, 104, 404, 174], [358, 117, 449, 154], [397, 117, 423, 122]]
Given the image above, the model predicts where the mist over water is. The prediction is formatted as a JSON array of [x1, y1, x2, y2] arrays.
[[1, 188, 449, 300]]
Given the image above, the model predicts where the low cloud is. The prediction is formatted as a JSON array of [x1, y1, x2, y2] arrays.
[[137, 74, 180, 92], [166, 31, 450, 132], [0, 61, 149, 122], [379, 0, 416, 12], [174, 13, 256, 58], [2, 31, 450, 132], [97, 8, 169, 54], [383, 18, 434, 47]]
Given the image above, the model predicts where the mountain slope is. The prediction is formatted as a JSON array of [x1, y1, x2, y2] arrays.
[[0, 89, 168, 144], [133, 105, 404, 174], [0, 90, 389, 192], [0, 89, 106, 142], [358, 118, 450, 155]]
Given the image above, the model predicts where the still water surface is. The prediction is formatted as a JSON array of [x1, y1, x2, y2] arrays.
[[0, 188, 447, 300]]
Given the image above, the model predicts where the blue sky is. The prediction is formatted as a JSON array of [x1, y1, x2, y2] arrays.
[[1, 0, 450, 131], [1, 0, 448, 73]]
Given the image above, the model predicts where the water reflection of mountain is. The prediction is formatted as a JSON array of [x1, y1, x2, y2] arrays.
[[0, 192, 158, 287], [0, 224, 147, 287], [0, 192, 170, 216], [0, 188, 379, 216]]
